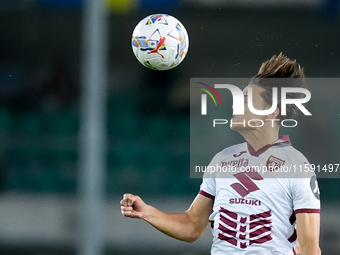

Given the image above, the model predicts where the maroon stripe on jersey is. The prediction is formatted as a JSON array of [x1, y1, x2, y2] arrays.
[[218, 233, 237, 246], [250, 210, 271, 221], [249, 226, 272, 238], [247, 143, 273, 157], [230, 183, 251, 198], [250, 219, 271, 229], [219, 207, 238, 220], [198, 190, 215, 200], [218, 223, 237, 237], [240, 225, 247, 232], [246, 171, 264, 180], [250, 233, 273, 244], [220, 213, 237, 229], [279, 135, 291, 144], [240, 242, 247, 249], [295, 208, 320, 214], [288, 229, 297, 242], [289, 212, 296, 225], [233, 172, 260, 190]]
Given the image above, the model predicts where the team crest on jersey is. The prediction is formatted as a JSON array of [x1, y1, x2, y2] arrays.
[[217, 207, 272, 249], [266, 155, 286, 172]]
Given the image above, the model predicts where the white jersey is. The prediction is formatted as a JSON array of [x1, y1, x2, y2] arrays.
[[199, 135, 320, 255]]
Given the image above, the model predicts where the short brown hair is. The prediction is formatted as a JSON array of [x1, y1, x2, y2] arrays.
[[250, 53, 307, 122]]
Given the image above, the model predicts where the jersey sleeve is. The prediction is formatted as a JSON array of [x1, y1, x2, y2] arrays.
[[199, 172, 216, 200], [290, 174, 320, 214], [198, 153, 220, 200]]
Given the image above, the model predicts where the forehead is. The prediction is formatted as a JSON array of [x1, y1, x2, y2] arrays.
[[243, 84, 265, 96]]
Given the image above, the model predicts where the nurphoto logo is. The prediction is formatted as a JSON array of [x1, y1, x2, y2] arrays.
[[197, 82, 312, 128]]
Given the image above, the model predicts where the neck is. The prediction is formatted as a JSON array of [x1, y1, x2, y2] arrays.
[[239, 127, 279, 152]]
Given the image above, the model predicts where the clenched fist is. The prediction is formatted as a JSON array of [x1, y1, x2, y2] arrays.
[[120, 193, 149, 219]]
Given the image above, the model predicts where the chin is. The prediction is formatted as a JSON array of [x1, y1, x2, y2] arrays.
[[230, 116, 247, 131]]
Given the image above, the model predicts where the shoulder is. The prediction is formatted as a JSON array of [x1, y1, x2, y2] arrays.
[[274, 144, 309, 164], [278, 145, 315, 178], [269, 143, 308, 162]]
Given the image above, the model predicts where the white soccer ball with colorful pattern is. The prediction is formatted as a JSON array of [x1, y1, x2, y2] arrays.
[[132, 14, 189, 71]]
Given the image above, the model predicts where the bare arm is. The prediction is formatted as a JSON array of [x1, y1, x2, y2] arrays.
[[120, 193, 213, 243], [295, 213, 321, 255]]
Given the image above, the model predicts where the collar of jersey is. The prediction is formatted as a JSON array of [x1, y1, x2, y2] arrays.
[[246, 135, 291, 157]]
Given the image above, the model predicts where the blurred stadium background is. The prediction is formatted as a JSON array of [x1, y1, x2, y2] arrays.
[[0, 0, 339, 254]]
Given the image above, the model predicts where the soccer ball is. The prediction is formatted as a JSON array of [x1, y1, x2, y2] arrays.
[[131, 14, 189, 71]]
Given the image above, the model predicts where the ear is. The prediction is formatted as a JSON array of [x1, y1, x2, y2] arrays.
[[267, 107, 279, 119]]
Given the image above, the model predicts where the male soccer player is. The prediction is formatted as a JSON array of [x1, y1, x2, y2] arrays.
[[120, 53, 321, 255]]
